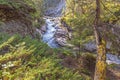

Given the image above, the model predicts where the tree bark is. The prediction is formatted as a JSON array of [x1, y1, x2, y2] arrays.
[[94, 0, 107, 80]]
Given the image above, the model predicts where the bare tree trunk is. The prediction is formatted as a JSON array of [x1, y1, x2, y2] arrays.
[[94, 0, 107, 80]]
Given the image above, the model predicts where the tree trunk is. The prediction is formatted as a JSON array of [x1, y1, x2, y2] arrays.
[[94, 0, 107, 80]]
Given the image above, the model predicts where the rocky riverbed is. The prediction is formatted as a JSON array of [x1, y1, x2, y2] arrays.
[[36, 17, 72, 48], [36, 0, 120, 65]]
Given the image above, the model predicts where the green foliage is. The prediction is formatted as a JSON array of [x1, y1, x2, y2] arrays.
[[0, 0, 9, 5], [0, 0, 21, 9], [62, 1, 96, 50], [0, 0, 45, 36], [62, 13, 94, 48], [63, 0, 120, 54], [101, 0, 120, 23], [0, 33, 83, 80]]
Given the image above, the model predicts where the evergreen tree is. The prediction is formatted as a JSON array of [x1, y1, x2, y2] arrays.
[[94, 0, 107, 80]]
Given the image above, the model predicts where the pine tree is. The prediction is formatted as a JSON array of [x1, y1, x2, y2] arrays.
[[94, 0, 107, 80]]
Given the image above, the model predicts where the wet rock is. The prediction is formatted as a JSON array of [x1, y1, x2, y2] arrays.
[[39, 17, 72, 48], [55, 37, 67, 46], [84, 41, 120, 64], [106, 54, 120, 64], [44, 0, 65, 17], [40, 25, 47, 34], [84, 42, 97, 52], [37, 0, 72, 48], [55, 29, 67, 36], [84, 41, 112, 52]]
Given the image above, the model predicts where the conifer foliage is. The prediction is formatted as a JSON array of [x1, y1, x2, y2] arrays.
[[0, 33, 83, 80]]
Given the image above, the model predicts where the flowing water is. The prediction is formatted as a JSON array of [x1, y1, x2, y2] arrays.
[[106, 54, 120, 64], [36, 0, 120, 64], [42, 17, 61, 48], [40, 0, 67, 48]]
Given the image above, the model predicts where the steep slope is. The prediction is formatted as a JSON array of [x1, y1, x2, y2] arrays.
[[0, 0, 43, 37], [44, 0, 65, 17]]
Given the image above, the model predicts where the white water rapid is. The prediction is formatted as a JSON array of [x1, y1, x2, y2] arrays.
[[42, 17, 61, 48], [37, 0, 69, 48]]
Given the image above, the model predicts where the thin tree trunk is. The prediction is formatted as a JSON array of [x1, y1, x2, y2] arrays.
[[94, 0, 107, 80]]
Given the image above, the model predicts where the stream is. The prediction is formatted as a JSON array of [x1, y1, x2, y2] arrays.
[[39, 0, 69, 48], [42, 17, 62, 48], [36, 0, 120, 65]]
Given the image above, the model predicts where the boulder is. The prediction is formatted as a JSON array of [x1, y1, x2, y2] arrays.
[[40, 25, 47, 34], [84, 41, 112, 52], [84, 42, 97, 52], [106, 54, 120, 64]]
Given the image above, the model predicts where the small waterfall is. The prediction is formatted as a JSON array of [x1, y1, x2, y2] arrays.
[[42, 18, 60, 48], [36, 0, 70, 48]]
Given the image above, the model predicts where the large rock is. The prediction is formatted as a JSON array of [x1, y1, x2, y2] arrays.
[[106, 54, 120, 64], [44, 0, 65, 17], [84, 41, 112, 52], [84, 42, 97, 52], [40, 25, 47, 34]]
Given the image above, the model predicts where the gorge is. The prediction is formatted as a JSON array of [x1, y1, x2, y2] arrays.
[[36, 0, 71, 48], [37, 0, 120, 65]]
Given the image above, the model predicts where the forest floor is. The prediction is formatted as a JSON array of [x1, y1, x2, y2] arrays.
[[58, 53, 120, 80], [107, 65, 120, 80]]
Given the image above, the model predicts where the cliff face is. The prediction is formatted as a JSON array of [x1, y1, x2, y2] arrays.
[[0, 0, 66, 36], [43, 0, 65, 16], [0, 0, 41, 37]]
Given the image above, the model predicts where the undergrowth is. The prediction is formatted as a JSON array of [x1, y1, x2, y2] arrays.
[[0, 33, 83, 80]]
